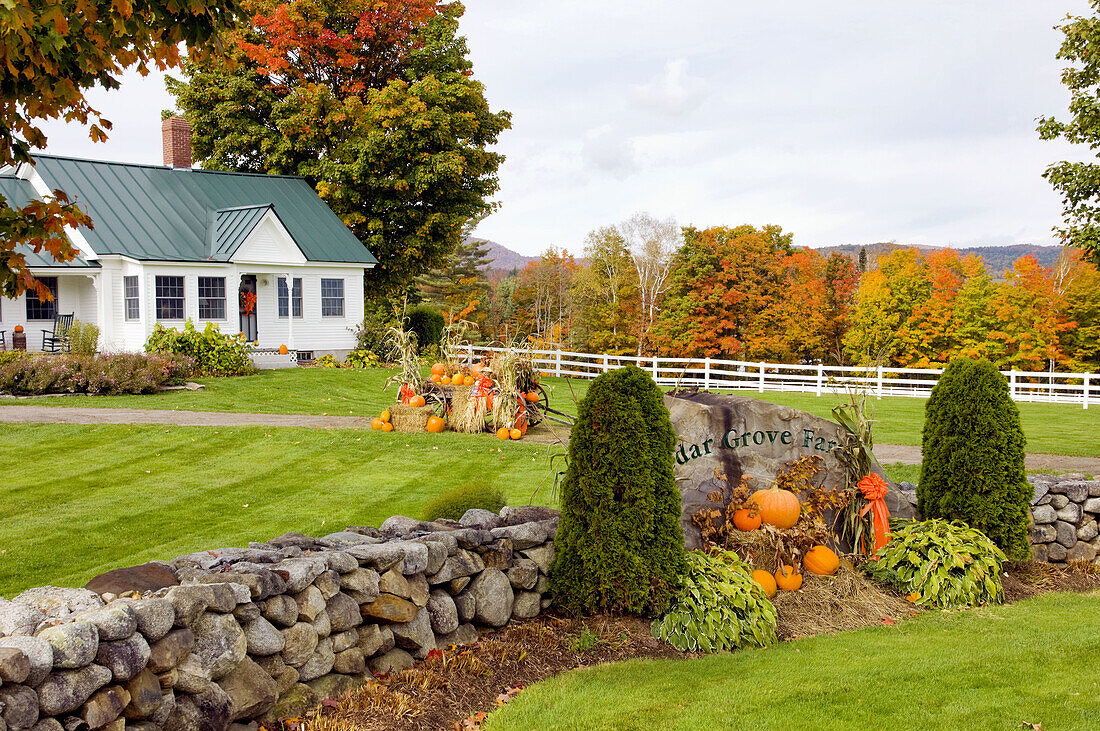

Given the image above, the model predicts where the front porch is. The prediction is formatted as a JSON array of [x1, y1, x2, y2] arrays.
[[0, 271, 100, 352]]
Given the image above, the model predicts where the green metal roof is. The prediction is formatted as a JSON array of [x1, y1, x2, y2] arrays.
[[0, 174, 98, 268], [4, 155, 377, 265], [211, 205, 275, 261]]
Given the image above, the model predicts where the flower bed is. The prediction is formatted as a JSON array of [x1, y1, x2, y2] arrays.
[[0, 351, 193, 395]]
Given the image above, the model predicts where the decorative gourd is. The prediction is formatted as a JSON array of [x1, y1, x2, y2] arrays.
[[370, 418, 383, 430], [496, 427, 510, 440], [431, 363, 446, 376], [278, 344, 288, 355], [733, 508, 762, 532], [749, 486, 801, 529], [380, 410, 391, 424], [803, 545, 840, 576], [426, 416, 445, 433], [410, 395, 426, 408], [774, 565, 803, 591], [431, 374, 442, 384], [463, 375, 475, 386], [751, 569, 777, 598], [381, 422, 394, 432], [525, 391, 540, 403], [441, 376, 452, 386]]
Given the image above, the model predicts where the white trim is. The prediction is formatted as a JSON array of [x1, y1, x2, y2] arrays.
[[17, 163, 98, 259]]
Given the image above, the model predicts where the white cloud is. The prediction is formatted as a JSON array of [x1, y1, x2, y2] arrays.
[[630, 59, 709, 116], [581, 125, 637, 178]]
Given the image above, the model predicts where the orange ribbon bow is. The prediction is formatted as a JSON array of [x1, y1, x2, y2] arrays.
[[857, 473, 891, 553]]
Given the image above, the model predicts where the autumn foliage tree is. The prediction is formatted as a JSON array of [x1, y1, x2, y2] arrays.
[[571, 226, 640, 354], [170, 0, 510, 294], [0, 0, 240, 297], [513, 248, 578, 347]]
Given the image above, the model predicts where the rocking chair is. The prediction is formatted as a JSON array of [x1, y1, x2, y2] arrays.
[[42, 313, 74, 353]]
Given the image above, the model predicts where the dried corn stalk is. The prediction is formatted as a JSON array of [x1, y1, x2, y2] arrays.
[[384, 327, 421, 396]]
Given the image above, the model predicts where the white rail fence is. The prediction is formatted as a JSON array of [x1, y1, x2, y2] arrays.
[[465, 345, 1094, 409]]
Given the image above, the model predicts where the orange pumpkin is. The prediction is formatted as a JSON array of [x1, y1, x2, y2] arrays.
[[441, 376, 452, 386], [470, 363, 483, 376], [13, 325, 23, 333], [464, 375, 475, 386], [496, 427, 511, 440], [381, 422, 394, 432], [380, 410, 391, 423], [803, 545, 840, 576], [525, 391, 540, 403], [431, 363, 446, 376], [509, 428, 522, 440], [774, 565, 803, 591], [751, 569, 777, 598], [370, 418, 383, 430], [749, 486, 801, 529], [426, 415, 445, 433], [278, 344, 288, 355], [431, 374, 442, 384], [733, 508, 762, 532], [410, 395, 426, 408]]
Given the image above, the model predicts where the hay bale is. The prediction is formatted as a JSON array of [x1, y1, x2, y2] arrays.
[[449, 385, 487, 434], [390, 403, 434, 432], [771, 564, 914, 640]]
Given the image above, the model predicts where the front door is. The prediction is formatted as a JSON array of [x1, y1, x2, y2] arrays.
[[239, 275, 258, 342]]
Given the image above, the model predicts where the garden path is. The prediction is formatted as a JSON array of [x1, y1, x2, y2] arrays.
[[0, 404, 1095, 474]]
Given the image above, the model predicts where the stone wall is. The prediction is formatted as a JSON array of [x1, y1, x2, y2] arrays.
[[1028, 474, 1100, 565], [0, 506, 559, 730]]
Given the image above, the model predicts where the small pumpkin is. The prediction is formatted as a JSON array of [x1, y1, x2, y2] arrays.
[[803, 545, 840, 576], [496, 427, 511, 440], [733, 508, 762, 532], [525, 391, 540, 403], [278, 344, 288, 355], [430, 374, 442, 384], [441, 376, 452, 386], [410, 395, 426, 408], [749, 486, 801, 529], [751, 569, 777, 598], [13, 325, 23, 333], [380, 410, 391, 423], [464, 375, 475, 386], [470, 363, 483, 376], [426, 415, 445, 433], [381, 422, 394, 432], [774, 565, 803, 591], [370, 418, 383, 430], [509, 428, 522, 440], [431, 363, 446, 376]]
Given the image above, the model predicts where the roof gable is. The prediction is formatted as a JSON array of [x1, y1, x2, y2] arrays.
[[5, 155, 377, 266], [226, 208, 307, 265]]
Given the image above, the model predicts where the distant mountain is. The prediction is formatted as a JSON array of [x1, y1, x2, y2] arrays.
[[468, 238, 538, 272], [817, 243, 1064, 276]]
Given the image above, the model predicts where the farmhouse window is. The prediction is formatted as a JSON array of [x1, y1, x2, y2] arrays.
[[25, 276, 58, 321], [123, 276, 140, 320], [321, 278, 344, 317], [155, 275, 185, 320], [278, 277, 303, 318], [198, 277, 227, 320]]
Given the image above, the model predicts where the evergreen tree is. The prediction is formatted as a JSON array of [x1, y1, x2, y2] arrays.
[[551, 366, 686, 616], [858, 246, 868, 273], [417, 237, 492, 324], [917, 358, 1032, 560]]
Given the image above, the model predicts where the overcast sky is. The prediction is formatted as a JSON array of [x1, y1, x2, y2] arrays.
[[37, 1, 1092, 256]]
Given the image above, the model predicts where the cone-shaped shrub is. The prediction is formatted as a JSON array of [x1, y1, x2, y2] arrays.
[[917, 357, 1031, 560], [550, 365, 686, 615]]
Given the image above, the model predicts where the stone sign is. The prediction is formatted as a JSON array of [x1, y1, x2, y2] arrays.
[[665, 392, 914, 549]]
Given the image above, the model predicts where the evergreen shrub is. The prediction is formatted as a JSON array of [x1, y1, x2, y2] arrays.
[[550, 365, 686, 616], [421, 483, 507, 522], [918, 357, 1032, 560], [406, 305, 444, 354]]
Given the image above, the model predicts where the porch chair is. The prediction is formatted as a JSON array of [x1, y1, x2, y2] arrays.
[[42, 313, 74, 353], [0, 330, 5, 351]]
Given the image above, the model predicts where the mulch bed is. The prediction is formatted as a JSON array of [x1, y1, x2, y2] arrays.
[[272, 561, 1099, 731]]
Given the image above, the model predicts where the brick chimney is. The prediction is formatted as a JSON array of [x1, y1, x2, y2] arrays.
[[162, 115, 192, 169]]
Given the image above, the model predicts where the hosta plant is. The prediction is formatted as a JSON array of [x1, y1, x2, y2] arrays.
[[864, 519, 1006, 609], [652, 550, 777, 653]]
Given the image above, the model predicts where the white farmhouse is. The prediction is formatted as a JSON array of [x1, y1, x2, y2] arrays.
[[0, 117, 377, 359]]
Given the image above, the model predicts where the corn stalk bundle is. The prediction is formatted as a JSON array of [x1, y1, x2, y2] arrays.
[[383, 327, 421, 398], [449, 384, 488, 433], [440, 318, 477, 370], [490, 343, 522, 430]]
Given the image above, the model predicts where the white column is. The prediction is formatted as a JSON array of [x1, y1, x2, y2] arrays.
[[284, 272, 294, 350]]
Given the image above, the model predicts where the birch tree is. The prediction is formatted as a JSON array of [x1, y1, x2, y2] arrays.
[[620, 213, 682, 355]]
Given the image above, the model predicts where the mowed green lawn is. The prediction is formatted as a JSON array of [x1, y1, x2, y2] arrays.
[[6, 367, 1097, 455], [0, 424, 558, 597], [485, 591, 1100, 731]]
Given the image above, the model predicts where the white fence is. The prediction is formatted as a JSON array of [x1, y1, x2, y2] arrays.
[[465, 345, 1095, 409]]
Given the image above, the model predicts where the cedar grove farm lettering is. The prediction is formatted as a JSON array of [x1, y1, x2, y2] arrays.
[[675, 426, 838, 465]]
